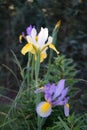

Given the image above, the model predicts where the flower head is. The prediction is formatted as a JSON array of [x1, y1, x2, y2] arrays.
[[19, 25, 59, 62], [35, 79, 69, 117]]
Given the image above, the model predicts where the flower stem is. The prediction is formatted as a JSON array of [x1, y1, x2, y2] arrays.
[[34, 51, 43, 130], [27, 53, 32, 87]]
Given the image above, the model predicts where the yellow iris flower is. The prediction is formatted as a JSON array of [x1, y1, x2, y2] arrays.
[[21, 27, 59, 62]]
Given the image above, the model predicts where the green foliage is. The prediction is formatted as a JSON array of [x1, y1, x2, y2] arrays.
[[44, 55, 78, 85], [46, 113, 87, 130]]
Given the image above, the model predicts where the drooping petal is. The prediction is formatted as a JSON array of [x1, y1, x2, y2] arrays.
[[38, 28, 48, 48], [26, 25, 32, 35], [40, 52, 47, 62], [21, 43, 36, 55], [64, 103, 69, 117], [49, 43, 59, 54], [36, 101, 52, 117], [53, 79, 65, 99]]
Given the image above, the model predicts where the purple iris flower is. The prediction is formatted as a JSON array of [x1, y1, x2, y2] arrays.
[[35, 79, 69, 118]]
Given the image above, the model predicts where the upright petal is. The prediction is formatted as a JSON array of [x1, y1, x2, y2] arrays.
[[38, 28, 48, 48], [31, 28, 37, 45], [53, 79, 65, 99], [26, 25, 32, 35], [64, 103, 69, 117], [26, 35, 33, 43], [46, 36, 53, 44], [45, 93, 52, 102], [36, 101, 52, 117], [58, 87, 68, 101]]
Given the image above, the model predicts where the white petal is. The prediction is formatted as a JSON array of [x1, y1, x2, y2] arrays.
[[46, 36, 53, 44], [26, 35, 33, 43], [38, 28, 48, 48], [31, 28, 37, 39], [31, 28, 37, 45]]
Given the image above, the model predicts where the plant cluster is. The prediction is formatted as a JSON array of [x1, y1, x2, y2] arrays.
[[0, 21, 87, 130]]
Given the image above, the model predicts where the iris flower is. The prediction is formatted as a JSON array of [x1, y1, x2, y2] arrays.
[[19, 25, 59, 62], [35, 79, 69, 117]]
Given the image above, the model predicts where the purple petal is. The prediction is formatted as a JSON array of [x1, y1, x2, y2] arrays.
[[22, 32, 25, 35], [64, 103, 69, 117], [53, 79, 65, 99], [49, 84, 56, 95], [63, 97, 69, 104], [44, 83, 51, 92], [26, 25, 32, 35], [52, 97, 69, 106], [52, 100, 65, 106], [58, 87, 68, 102], [45, 93, 52, 102]]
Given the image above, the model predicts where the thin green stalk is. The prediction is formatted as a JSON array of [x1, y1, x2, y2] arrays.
[[31, 55, 35, 80], [34, 51, 42, 130], [27, 53, 32, 87]]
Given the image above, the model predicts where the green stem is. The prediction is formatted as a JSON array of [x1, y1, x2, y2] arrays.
[[34, 51, 42, 130], [31, 55, 35, 80], [27, 53, 32, 87]]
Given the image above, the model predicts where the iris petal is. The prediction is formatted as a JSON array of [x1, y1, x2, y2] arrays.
[[36, 101, 52, 117], [31, 28, 37, 45], [53, 79, 65, 99], [38, 28, 48, 48], [64, 103, 69, 117], [58, 87, 68, 101], [21, 43, 36, 55], [49, 43, 59, 54], [26, 25, 32, 35], [40, 52, 47, 62]]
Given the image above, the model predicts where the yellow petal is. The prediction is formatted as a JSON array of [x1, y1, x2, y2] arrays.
[[21, 43, 36, 55], [49, 43, 60, 54], [40, 52, 47, 62]]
